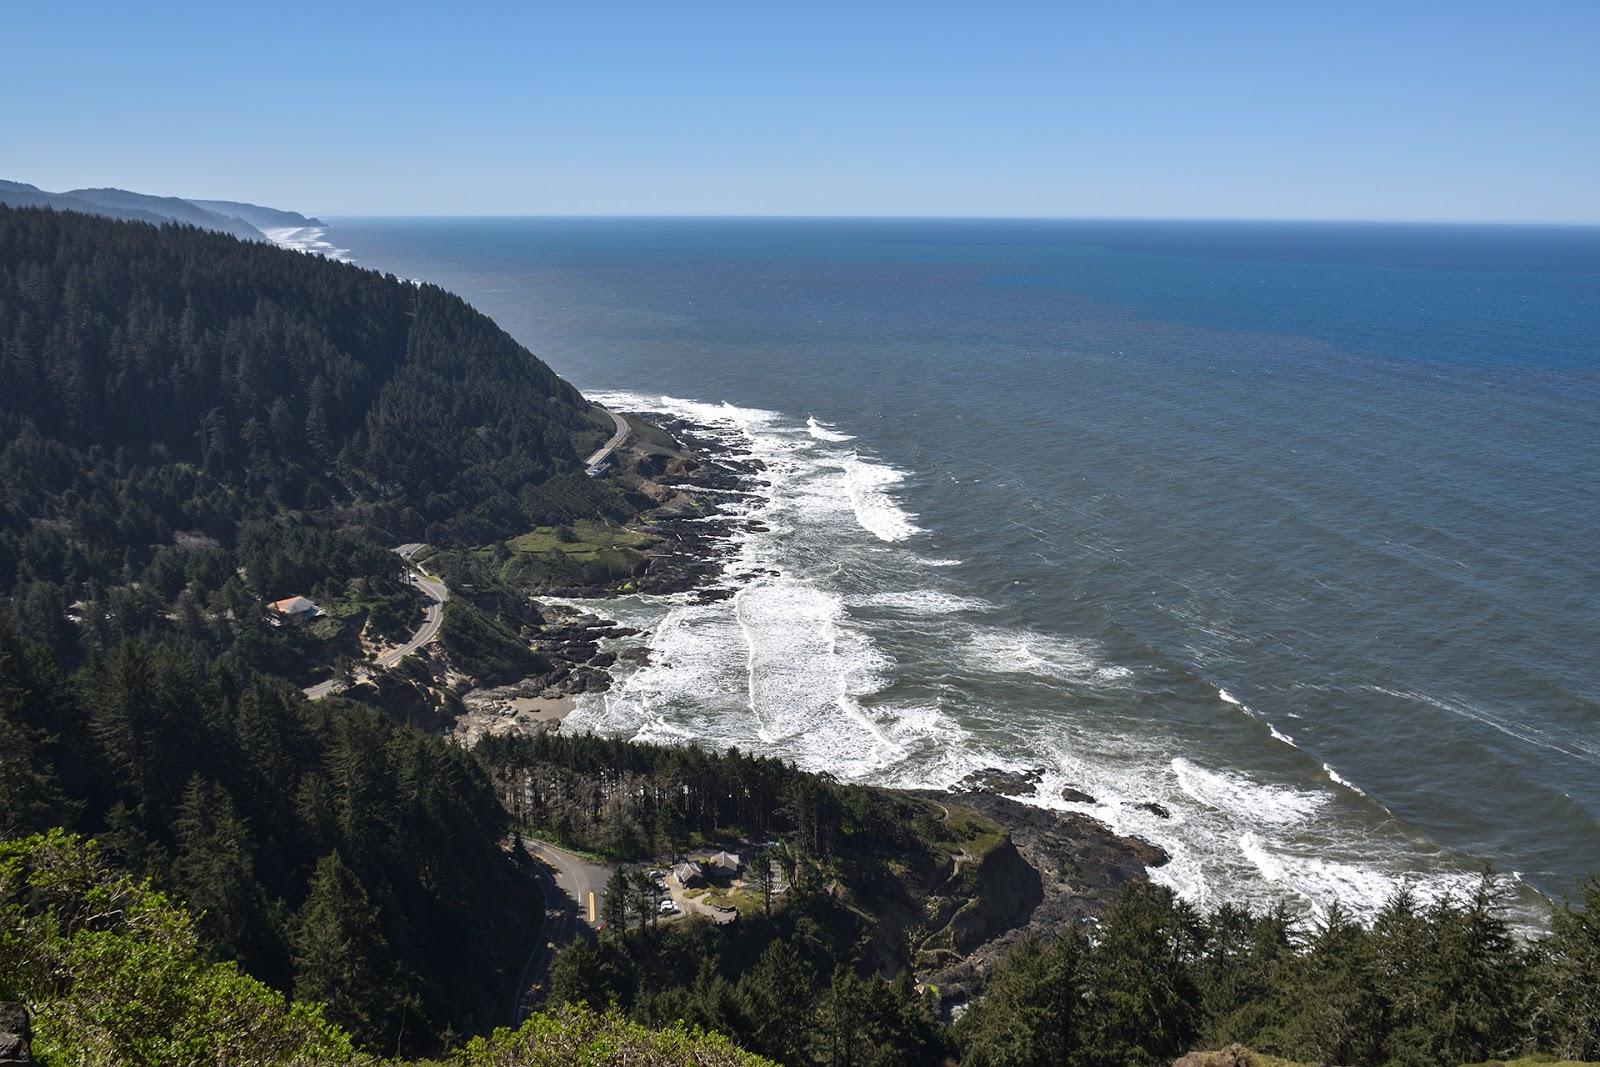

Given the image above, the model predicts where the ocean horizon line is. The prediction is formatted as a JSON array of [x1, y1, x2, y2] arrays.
[[315, 212, 1600, 228]]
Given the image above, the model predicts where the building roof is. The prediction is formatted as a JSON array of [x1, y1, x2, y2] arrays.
[[269, 596, 319, 614], [707, 851, 741, 870]]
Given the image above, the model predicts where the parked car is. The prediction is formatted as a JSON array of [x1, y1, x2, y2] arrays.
[[659, 899, 679, 914]]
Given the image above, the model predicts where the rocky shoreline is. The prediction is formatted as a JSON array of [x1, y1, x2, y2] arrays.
[[445, 415, 1176, 974], [451, 411, 766, 740]]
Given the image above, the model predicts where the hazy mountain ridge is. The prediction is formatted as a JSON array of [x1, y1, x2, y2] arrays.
[[0, 178, 321, 243], [188, 197, 325, 230]]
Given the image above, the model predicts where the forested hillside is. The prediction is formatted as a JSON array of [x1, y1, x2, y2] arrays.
[[0, 206, 625, 1056], [485, 735, 1600, 1067], [0, 613, 538, 1054], [0, 205, 620, 666], [0, 832, 772, 1066]]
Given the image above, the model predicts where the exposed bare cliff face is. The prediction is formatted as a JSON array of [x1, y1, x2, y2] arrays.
[[906, 788, 1168, 1010]]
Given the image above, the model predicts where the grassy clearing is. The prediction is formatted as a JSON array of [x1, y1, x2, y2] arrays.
[[700, 885, 767, 918], [491, 519, 655, 591], [507, 519, 654, 558], [916, 797, 1008, 859]]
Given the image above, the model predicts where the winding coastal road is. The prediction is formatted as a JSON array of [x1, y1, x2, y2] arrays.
[[512, 839, 614, 1023], [584, 406, 630, 475], [302, 543, 448, 700]]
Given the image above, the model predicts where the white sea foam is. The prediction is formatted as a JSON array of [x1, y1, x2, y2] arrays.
[[848, 590, 994, 615], [1219, 687, 1298, 746], [838, 452, 922, 542], [559, 391, 946, 780], [735, 579, 897, 748], [555, 390, 1543, 929], [1322, 762, 1366, 795], [946, 731, 1483, 923], [806, 415, 855, 442], [1173, 758, 1328, 827], [261, 225, 352, 262], [1239, 832, 1477, 918], [919, 557, 964, 567], [964, 627, 1130, 687]]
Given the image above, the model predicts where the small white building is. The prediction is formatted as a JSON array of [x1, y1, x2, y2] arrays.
[[706, 850, 742, 873], [672, 861, 706, 888], [268, 595, 321, 621]]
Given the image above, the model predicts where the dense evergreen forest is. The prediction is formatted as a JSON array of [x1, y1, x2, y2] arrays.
[[482, 733, 1600, 1067], [0, 831, 772, 1065], [0, 207, 631, 1055], [0, 205, 622, 669], [477, 732, 889, 862], [548, 872, 1600, 1067], [0, 614, 536, 1053]]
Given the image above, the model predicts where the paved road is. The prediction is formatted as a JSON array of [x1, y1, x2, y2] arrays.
[[584, 407, 630, 475], [512, 839, 615, 1023], [302, 543, 448, 700]]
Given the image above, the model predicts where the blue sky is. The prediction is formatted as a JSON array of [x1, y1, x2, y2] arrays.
[[4, 1, 1596, 220]]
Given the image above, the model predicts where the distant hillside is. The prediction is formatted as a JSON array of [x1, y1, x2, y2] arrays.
[[0, 179, 274, 240], [62, 186, 266, 240], [188, 197, 326, 230], [0, 179, 180, 228]]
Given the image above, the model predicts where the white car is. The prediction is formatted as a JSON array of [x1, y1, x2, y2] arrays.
[[659, 899, 679, 914]]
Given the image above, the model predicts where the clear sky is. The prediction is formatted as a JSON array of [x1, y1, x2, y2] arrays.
[[4, 0, 1596, 221]]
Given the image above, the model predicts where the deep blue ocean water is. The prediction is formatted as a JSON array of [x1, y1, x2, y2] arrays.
[[328, 217, 1600, 923]]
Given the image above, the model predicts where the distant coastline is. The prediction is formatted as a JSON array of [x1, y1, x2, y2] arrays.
[[261, 223, 353, 262]]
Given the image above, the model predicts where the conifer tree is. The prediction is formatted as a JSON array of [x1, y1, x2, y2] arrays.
[[1083, 884, 1201, 1066], [602, 868, 632, 937], [1534, 877, 1600, 1060], [172, 775, 265, 963], [737, 940, 815, 1066], [955, 931, 1085, 1067], [289, 850, 401, 1049]]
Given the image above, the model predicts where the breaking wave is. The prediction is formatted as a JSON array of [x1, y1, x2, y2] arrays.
[[806, 415, 855, 442], [262, 225, 352, 262]]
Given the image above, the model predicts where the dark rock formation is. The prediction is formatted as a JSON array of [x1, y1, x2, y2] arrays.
[[1060, 786, 1097, 804], [953, 766, 1046, 797], [0, 1004, 34, 1066]]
